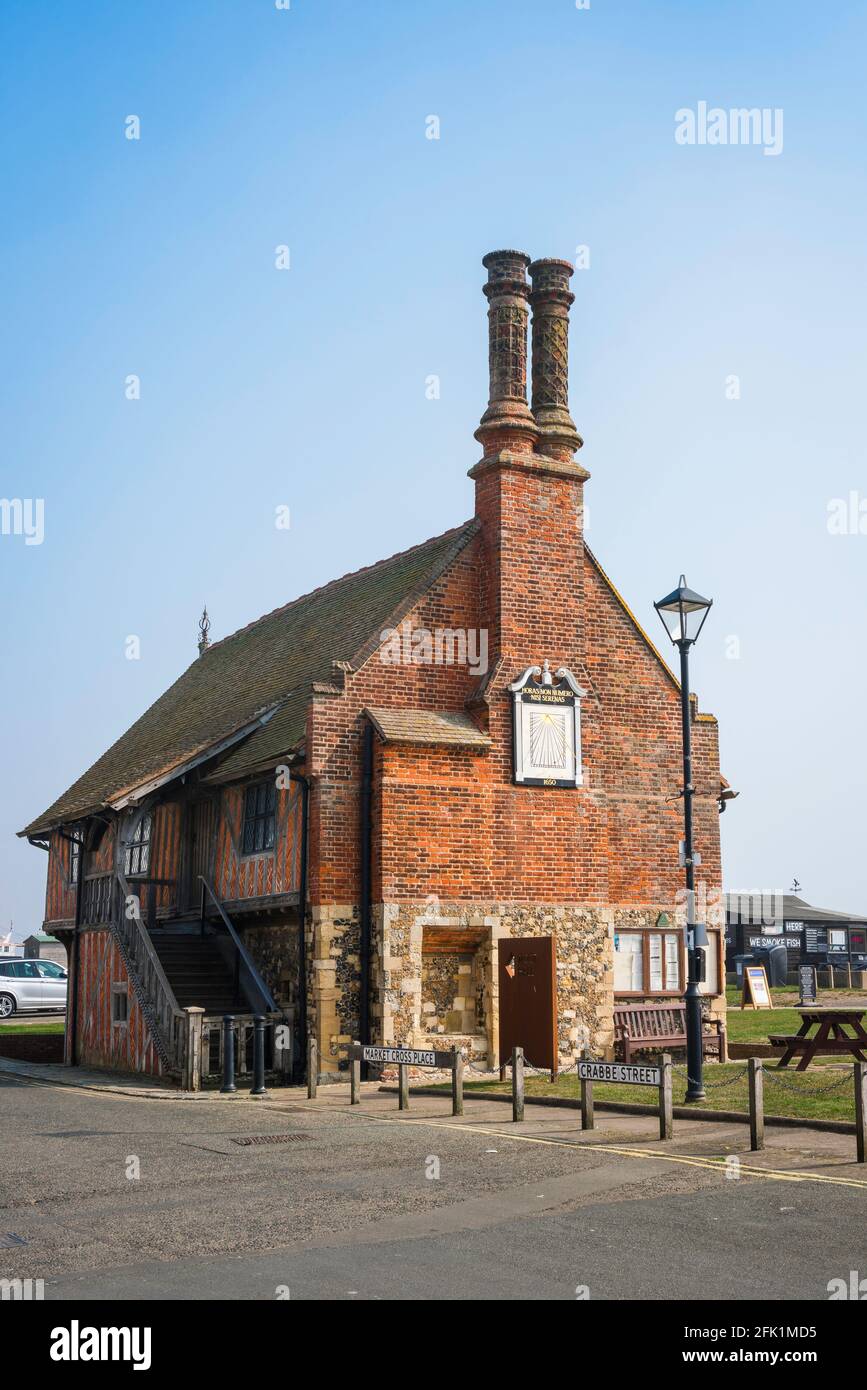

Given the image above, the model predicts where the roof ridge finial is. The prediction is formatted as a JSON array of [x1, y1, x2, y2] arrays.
[[198, 605, 211, 656]]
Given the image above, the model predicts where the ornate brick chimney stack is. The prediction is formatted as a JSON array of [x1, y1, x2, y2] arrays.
[[474, 250, 538, 457], [470, 249, 589, 676], [528, 258, 583, 462]]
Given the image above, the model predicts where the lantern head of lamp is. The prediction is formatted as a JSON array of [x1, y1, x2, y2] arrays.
[[654, 575, 712, 648]]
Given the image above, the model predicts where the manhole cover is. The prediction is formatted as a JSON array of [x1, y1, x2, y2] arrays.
[[232, 1133, 311, 1146]]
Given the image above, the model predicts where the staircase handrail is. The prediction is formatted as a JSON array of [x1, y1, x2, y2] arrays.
[[198, 876, 278, 1014], [114, 864, 185, 1065]]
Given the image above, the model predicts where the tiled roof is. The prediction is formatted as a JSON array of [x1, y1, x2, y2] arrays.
[[20, 521, 478, 836], [725, 893, 867, 926], [202, 693, 311, 783], [365, 707, 490, 748]]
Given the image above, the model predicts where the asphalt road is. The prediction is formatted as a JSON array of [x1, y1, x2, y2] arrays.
[[2, 1072, 865, 1300]]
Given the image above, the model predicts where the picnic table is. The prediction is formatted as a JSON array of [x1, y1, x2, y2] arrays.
[[770, 1007, 867, 1071]]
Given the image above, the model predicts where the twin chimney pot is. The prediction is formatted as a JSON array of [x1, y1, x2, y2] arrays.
[[475, 249, 583, 464]]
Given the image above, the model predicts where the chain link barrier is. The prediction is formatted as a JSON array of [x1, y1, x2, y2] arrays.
[[470, 1056, 558, 1077], [465, 1053, 855, 1100], [671, 1061, 749, 1091], [762, 1065, 854, 1097]]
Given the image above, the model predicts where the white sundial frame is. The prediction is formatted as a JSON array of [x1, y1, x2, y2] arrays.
[[508, 664, 587, 788]]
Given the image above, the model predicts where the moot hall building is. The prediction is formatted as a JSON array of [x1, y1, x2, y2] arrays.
[[20, 250, 726, 1084]]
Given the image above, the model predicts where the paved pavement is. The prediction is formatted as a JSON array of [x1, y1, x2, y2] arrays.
[[1, 1066, 865, 1300]]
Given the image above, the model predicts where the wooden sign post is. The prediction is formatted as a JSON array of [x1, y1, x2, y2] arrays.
[[741, 964, 773, 1010], [748, 1057, 764, 1151], [658, 1053, 673, 1141], [576, 1057, 672, 1140], [512, 1046, 525, 1123], [579, 1046, 595, 1131], [342, 1043, 465, 1116]]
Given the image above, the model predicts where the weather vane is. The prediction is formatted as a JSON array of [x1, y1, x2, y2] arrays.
[[197, 605, 211, 656]]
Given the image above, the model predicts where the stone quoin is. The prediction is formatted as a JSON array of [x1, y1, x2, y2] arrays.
[[19, 249, 725, 1083]]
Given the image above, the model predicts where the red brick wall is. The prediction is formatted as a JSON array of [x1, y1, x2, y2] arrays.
[[582, 557, 721, 905], [472, 458, 586, 666], [305, 458, 721, 916], [307, 534, 484, 906], [375, 743, 492, 903]]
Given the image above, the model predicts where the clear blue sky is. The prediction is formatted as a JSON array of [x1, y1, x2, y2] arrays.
[[3, 0, 866, 939]]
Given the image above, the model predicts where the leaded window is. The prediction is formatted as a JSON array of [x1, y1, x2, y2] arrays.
[[124, 813, 152, 877], [69, 827, 83, 885], [242, 781, 276, 855]]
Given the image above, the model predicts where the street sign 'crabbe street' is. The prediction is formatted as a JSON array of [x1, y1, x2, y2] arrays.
[[577, 1060, 661, 1086]]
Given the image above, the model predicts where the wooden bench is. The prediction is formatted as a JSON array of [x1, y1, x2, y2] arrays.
[[613, 1003, 726, 1063]]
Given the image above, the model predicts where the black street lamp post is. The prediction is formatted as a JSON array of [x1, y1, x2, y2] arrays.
[[655, 576, 713, 1103]]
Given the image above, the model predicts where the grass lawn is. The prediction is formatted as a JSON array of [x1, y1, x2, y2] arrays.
[[726, 1006, 803, 1044], [0, 1020, 65, 1036], [725, 991, 867, 1047], [436, 1060, 859, 1123], [725, 984, 866, 1007]]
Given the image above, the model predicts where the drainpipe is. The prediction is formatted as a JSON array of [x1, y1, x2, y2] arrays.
[[359, 722, 374, 1076], [288, 772, 310, 1084]]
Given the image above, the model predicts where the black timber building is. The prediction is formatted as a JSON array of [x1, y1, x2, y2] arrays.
[[725, 892, 867, 979]]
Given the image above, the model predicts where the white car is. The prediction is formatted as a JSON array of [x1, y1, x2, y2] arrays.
[[0, 959, 68, 1018]]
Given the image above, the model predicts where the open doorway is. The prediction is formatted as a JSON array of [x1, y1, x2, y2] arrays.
[[418, 924, 490, 1065]]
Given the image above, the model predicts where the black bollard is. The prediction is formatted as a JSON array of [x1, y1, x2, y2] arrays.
[[250, 1014, 267, 1096], [220, 1014, 236, 1094]]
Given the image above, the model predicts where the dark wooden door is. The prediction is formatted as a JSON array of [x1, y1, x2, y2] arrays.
[[183, 798, 216, 911], [497, 936, 558, 1074]]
